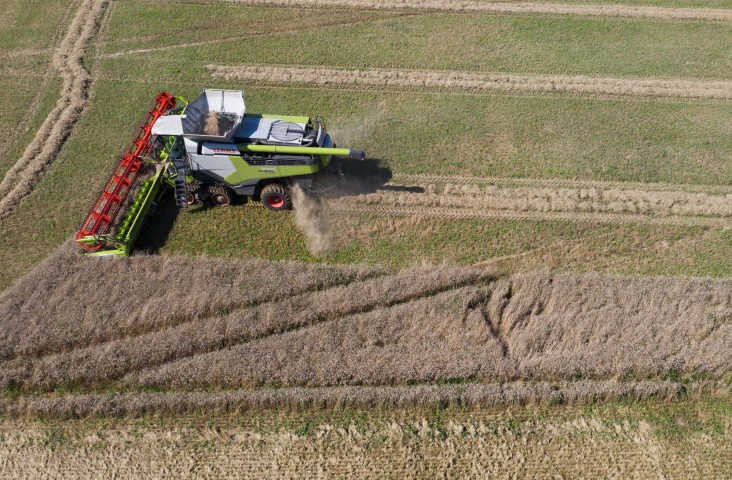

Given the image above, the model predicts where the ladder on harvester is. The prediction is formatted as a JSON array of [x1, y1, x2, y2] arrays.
[[172, 158, 189, 210], [76, 93, 177, 251]]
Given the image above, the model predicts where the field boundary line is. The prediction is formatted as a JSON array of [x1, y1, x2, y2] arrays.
[[328, 202, 732, 227], [208, 65, 732, 100], [0, 0, 108, 220], [221, 0, 732, 21]]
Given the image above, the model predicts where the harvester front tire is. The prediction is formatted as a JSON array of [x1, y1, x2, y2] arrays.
[[210, 185, 232, 207], [261, 184, 290, 211]]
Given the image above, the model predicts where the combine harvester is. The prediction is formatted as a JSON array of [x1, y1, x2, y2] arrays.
[[76, 89, 365, 256]]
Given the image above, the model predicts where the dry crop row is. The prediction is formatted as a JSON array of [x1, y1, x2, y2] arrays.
[[385, 183, 732, 217], [0, 0, 107, 220], [208, 65, 732, 99], [329, 202, 732, 227], [225, 0, 732, 21], [324, 181, 732, 227], [390, 173, 732, 195]]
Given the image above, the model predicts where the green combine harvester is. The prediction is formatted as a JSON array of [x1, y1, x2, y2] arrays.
[[76, 89, 365, 256]]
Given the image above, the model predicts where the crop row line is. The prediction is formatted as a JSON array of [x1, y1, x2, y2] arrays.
[[389, 174, 732, 195], [209, 65, 732, 100], [327, 202, 732, 227]]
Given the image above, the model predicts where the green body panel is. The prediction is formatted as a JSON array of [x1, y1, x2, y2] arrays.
[[244, 113, 310, 124], [224, 155, 318, 184], [86, 168, 166, 257], [237, 144, 350, 156]]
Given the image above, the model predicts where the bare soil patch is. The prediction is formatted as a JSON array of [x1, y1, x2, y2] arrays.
[[209, 64, 732, 99]]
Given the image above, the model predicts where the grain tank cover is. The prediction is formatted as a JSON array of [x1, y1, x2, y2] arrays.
[[180, 89, 245, 141]]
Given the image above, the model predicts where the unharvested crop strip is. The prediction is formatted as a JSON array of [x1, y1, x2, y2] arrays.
[[130, 273, 732, 389], [209, 65, 732, 100], [0, 0, 108, 220], [328, 202, 732, 227], [2, 265, 495, 390], [0, 253, 382, 362], [224, 0, 732, 22]]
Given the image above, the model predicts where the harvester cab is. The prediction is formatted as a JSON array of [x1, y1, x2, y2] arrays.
[[76, 89, 365, 256]]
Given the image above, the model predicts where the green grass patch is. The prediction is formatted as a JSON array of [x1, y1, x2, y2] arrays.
[[102, 3, 397, 53], [4, 78, 732, 288], [0, 74, 61, 179], [103, 10, 732, 80], [0, 0, 70, 52]]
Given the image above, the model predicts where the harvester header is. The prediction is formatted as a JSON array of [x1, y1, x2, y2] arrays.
[[76, 89, 365, 256]]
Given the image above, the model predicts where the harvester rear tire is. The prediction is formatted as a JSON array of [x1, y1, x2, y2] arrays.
[[261, 184, 290, 211], [210, 185, 232, 207]]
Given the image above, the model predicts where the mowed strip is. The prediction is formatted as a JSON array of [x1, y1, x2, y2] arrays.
[[0, 0, 107, 220], [208, 65, 732, 99], [225, 0, 732, 21]]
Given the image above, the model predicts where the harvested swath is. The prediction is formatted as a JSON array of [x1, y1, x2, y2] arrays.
[[6, 264, 494, 390], [126, 273, 732, 390], [208, 65, 732, 99], [1, 380, 717, 419], [0, 0, 107, 219], [227, 0, 732, 22], [126, 286, 505, 389], [0, 251, 381, 361], [347, 183, 732, 218], [391, 173, 732, 196]]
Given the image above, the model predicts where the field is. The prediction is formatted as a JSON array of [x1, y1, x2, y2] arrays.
[[2, 0, 732, 476]]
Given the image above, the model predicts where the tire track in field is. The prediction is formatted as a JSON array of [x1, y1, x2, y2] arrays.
[[0, 1, 77, 169], [209, 65, 732, 100], [100, 12, 416, 58], [0, 0, 108, 220], [223, 0, 732, 21]]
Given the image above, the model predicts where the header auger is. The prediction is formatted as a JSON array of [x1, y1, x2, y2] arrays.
[[76, 89, 365, 256]]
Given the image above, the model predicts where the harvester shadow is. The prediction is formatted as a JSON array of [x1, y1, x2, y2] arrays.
[[314, 157, 424, 198], [135, 199, 180, 254]]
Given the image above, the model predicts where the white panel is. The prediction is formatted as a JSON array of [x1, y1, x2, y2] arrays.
[[189, 155, 236, 178], [235, 117, 273, 140], [151, 115, 183, 136]]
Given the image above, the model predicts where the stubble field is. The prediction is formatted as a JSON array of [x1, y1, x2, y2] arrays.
[[2, 0, 732, 476]]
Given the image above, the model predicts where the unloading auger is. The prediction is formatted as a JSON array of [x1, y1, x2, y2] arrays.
[[76, 89, 365, 256]]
